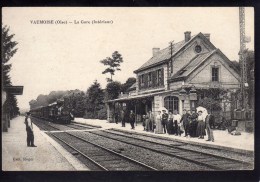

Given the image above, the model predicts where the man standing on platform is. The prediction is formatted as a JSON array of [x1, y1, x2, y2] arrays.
[[205, 111, 215, 142], [161, 109, 168, 134], [173, 110, 182, 136], [180, 109, 191, 137], [189, 109, 198, 137], [121, 110, 126, 127], [148, 110, 154, 132], [129, 110, 135, 129], [24, 112, 37, 147], [114, 111, 119, 124]]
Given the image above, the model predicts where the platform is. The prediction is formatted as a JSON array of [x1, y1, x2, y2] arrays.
[[2, 116, 89, 171], [74, 118, 254, 152]]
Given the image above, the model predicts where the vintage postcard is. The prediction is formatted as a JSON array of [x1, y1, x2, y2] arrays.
[[2, 7, 254, 171]]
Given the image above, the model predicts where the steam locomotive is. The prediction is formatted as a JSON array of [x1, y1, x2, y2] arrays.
[[30, 99, 74, 124]]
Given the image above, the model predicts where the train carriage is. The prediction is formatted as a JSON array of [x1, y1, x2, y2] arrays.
[[30, 99, 74, 124]]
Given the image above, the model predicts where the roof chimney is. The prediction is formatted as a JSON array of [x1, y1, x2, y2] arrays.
[[152, 48, 160, 57], [184, 31, 191, 42], [203, 33, 210, 41]]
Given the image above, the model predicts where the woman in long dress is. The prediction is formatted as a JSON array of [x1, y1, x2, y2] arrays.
[[196, 111, 206, 139], [189, 110, 198, 137], [155, 111, 163, 134], [167, 112, 174, 134]]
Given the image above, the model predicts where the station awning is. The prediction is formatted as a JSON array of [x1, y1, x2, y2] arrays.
[[3, 86, 24, 95], [107, 90, 179, 103]]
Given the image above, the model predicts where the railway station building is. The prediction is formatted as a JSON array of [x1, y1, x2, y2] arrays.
[[107, 32, 241, 123]]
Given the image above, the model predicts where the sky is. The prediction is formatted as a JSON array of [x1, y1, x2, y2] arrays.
[[2, 7, 254, 110]]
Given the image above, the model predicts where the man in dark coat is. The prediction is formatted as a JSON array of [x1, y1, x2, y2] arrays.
[[24, 112, 37, 147], [205, 111, 215, 142], [129, 110, 135, 129], [148, 110, 154, 132], [180, 109, 191, 137], [121, 110, 126, 127], [114, 112, 119, 124], [209, 113, 215, 129], [161, 110, 168, 134]]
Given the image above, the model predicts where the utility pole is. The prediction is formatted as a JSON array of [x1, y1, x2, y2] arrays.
[[169, 41, 174, 76], [167, 41, 174, 90], [239, 7, 248, 110]]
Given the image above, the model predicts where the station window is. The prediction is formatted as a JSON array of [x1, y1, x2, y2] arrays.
[[212, 67, 219, 82]]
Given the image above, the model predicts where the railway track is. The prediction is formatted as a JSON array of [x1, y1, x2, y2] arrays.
[[31, 117, 97, 131], [110, 128, 253, 157], [31, 117, 253, 170], [49, 132, 157, 171], [106, 129, 254, 162], [32, 117, 157, 170], [83, 130, 253, 170]]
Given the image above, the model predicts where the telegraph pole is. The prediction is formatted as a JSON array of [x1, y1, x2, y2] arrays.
[[239, 7, 248, 110]]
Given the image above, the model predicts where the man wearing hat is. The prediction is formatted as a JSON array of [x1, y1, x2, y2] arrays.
[[180, 109, 191, 137], [161, 109, 168, 134], [24, 112, 37, 147], [205, 111, 215, 142]]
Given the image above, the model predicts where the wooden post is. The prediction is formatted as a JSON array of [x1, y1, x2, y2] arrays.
[[113, 102, 115, 123], [135, 103, 137, 126], [106, 102, 111, 122]]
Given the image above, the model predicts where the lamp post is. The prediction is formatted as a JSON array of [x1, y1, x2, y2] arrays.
[[189, 86, 197, 111], [179, 88, 187, 111]]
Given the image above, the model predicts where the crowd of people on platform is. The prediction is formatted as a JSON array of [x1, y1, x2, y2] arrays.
[[116, 108, 215, 142]]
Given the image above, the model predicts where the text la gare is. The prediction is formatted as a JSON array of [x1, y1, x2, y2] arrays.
[[74, 20, 90, 24]]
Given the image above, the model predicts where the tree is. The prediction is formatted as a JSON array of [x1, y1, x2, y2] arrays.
[[246, 51, 254, 109], [105, 81, 122, 101], [85, 80, 105, 118], [2, 26, 18, 87], [2, 25, 19, 117], [29, 100, 38, 109], [63, 90, 86, 117], [121, 77, 136, 93], [100, 51, 123, 82], [231, 60, 240, 73]]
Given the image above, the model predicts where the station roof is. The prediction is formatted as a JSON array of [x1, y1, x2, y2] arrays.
[[107, 90, 179, 103], [3, 86, 24, 95]]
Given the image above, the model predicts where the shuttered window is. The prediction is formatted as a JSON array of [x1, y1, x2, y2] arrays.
[[140, 75, 144, 88], [139, 68, 164, 90], [152, 71, 156, 87], [148, 72, 152, 87], [158, 69, 161, 86], [138, 75, 142, 89], [161, 68, 164, 86]]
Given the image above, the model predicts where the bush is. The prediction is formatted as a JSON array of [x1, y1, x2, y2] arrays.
[[83, 111, 95, 119], [197, 97, 222, 111], [97, 106, 107, 120], [83, 107, 107, 120]]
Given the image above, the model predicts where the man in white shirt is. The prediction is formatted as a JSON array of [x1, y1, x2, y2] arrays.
[[25, 112, 37, 147], [173, 110, 182, 136]]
